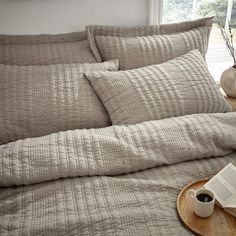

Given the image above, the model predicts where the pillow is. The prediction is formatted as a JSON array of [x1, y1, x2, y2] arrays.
[[86, 17, 213, 70], [0, 31, 96, 65], [0, 59, 119, 144], [85, 50, 231, 125]]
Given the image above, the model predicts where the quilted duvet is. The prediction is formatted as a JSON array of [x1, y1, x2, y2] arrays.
[[1, 112, 236, 235]]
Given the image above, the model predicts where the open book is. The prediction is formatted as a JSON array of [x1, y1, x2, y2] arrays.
[[204, 163, 236, 217]]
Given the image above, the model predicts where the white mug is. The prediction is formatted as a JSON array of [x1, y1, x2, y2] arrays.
[[187, 188, 215, 218]]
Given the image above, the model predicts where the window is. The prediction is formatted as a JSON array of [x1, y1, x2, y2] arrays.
[[159, 0, 236, 81]]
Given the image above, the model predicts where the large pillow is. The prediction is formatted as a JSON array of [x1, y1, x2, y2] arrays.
[[86, 17, 213, 70], [86, 50, 231, 125], [0, 59, 119, 144], [0, 31, 96, 65]]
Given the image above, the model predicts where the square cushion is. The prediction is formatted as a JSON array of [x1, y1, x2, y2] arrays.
[[86, 17, 213, 70], [86, 50, 231, 125], [0, 31, 96, 65], [0, 59, 119, 144]]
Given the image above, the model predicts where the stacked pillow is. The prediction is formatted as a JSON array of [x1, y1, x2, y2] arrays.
[[85, 16, 231, 125], [0, 17, 231, 145], [0, 60, 118, 144], [0, 31, 115, 144], [86, 17, 213, 70], [86, 50, 231, 125], [0, 31, 96, 65]]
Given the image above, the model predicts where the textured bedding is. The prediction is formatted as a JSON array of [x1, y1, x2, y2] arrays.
[[1, 112, 236, 235], [0, 31, 96, 65], [86, 17, 213, 70], [86, 50, 231, 125], [0, 60, 118, 144]]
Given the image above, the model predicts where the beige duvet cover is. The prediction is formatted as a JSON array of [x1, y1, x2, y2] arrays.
[[1, 112, 236, 235]]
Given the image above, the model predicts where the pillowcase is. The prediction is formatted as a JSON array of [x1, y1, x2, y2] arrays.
[[0, 31, 96, 65], [0, 59, 119, 144], [86, 50, 231, 125], [86, 17, 213, 70]]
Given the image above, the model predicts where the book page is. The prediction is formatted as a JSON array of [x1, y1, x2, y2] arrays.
[[219, 164, 236, 191], [205, 178, 233, 207], [225, 195, 236, 208], [204, 163, 236, 207]]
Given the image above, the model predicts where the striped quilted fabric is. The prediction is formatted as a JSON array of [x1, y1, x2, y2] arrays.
[[0, 60, 119, 144], [0, 112, 236, 235], [0, 31, 97, 65], [1, 154, 236, 235], [1, 112, 236, 187], [86, 17, 213, 70], [86, 50, 231, 125]]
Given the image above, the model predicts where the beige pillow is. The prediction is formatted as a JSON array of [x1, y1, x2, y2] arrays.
[[0, 31, 96, 65], [86, 17, 213, 70], [86, 50, 231, 125], [0, 60, 119, 144]]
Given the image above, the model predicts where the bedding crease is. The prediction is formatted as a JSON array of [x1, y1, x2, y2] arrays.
[[1, 113, 236, 187]]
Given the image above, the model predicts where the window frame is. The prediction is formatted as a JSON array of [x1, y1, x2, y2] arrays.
[[149, 0, 233, 27], [149, 0, 163, 25]]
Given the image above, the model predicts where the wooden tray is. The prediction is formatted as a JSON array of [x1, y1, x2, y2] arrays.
[[177, 179, 236, 236]]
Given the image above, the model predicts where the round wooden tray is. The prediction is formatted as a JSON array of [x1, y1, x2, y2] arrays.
[[177, 179, 236, 236]]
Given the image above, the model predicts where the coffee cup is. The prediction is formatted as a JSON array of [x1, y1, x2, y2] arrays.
[[187, 188, 215, 218]]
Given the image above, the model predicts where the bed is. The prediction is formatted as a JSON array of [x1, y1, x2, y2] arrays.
[[0, 17, 236, 236]]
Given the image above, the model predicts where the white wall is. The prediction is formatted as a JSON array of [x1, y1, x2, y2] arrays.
[[0, 0, 149, 35]]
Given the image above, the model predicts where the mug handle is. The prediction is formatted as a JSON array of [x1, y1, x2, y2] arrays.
[[187, 189, 196, 199]]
